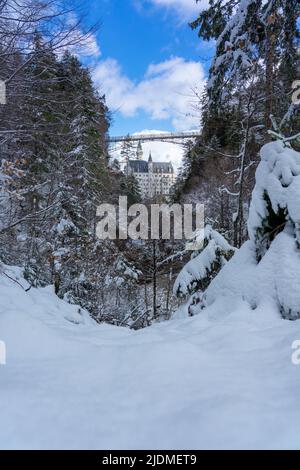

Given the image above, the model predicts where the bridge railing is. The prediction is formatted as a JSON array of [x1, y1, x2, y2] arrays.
[[107, 131, 201, 144]]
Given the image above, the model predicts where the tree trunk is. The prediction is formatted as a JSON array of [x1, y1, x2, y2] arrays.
[[152, 240, 157, 320], [264, 28, 275, 137]]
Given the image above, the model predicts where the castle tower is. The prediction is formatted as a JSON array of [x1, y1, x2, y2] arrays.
[[148, 152, 154, 198], [136, 141, 143, 160]]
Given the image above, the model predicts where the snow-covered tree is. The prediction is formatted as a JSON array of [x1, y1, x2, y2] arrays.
[[248, 136, 300, 259], [174, 225, 235, 300], [191, 1, 299, 122], [187, 137, 300, 321], [191, 1, 261, 106], [189, 0, 299, 247]]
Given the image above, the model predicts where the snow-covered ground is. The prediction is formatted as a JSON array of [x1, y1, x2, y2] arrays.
[[0, 265, 300, 450]]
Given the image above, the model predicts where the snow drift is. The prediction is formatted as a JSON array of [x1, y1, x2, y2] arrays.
[[1, 262, 300, 449]]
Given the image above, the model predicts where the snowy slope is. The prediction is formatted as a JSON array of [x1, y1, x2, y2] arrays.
[[0, 266, 300, 450]]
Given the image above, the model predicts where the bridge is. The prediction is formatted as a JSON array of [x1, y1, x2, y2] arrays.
[[107, 131, 201, 144]]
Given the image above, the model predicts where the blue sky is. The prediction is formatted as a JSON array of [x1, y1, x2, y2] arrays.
[[81, 0, 213, 136]]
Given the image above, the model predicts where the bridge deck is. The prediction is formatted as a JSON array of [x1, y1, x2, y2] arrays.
[[107, 131, 201, 143]]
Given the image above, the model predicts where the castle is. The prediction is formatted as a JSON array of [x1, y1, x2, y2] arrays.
[[125, 141, 176, 199]]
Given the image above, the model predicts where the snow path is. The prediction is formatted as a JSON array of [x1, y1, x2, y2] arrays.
[[0, 268, 300, 449]]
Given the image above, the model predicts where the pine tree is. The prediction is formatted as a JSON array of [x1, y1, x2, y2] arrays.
[[121, 175, 142, 205], [191, 0, 300, 132], [49, 51, 111, 301], [191, 0, 261, 107], [121, 136, 136, 175], [19, 36, 63, 286], [174, 225, 235, 300]]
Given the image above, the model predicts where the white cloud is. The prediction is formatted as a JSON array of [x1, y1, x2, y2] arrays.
[[93, 56, 206, 131], [135, 0, 209, 18], [77, 33, 101, 58], [149, 0, 200, 14], [59, 13, 101, 59], [70, 33, 101, 59]]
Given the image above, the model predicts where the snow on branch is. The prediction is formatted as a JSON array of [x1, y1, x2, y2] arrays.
[[173, 226, 235, 298]]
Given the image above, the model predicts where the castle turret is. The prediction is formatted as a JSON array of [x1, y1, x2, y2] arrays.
[[148, 152, 153, 171]]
